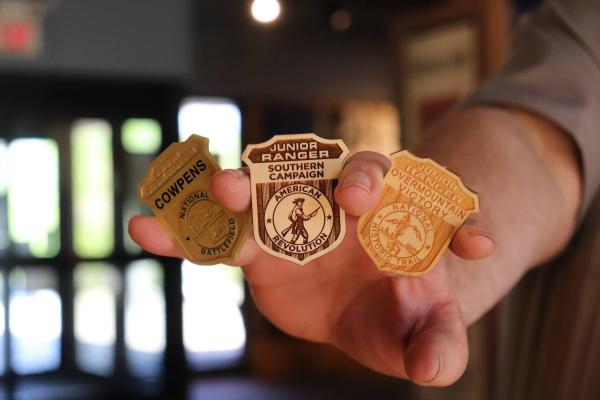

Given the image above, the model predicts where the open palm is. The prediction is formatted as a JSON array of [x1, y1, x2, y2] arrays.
[[129, 151, 494, 386]]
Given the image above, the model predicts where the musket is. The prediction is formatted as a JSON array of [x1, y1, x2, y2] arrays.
[[281, 207, 319, 237]]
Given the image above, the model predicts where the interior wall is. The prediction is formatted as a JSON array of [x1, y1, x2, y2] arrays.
[[0, 0, 191, 81], [192, 1, 397, 101]]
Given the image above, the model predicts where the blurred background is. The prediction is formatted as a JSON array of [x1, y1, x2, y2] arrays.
[[0, 0, 538, 399]]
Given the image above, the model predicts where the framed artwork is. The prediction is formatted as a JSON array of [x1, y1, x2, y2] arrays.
[[393, 0, 509, 147], [399, 21, 479, 147]]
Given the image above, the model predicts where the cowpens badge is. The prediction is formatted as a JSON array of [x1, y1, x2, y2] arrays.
[[357, 150, 479, 276], [138, 134, 248, 265], [242, 133, 350, 265]]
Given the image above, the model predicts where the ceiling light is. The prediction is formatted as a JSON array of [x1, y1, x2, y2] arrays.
[[250, 0, 281, 24]]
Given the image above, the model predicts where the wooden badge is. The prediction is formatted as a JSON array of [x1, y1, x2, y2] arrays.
[[242, 133, 350, 265], [138, 134, 248, 265], [357, 150, 478, 275]]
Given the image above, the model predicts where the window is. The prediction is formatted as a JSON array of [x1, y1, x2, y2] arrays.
[[178, 97, 242, 168], [125, 259, 165, 378], [71, 119, 115, 258], [9, 267, 61, 374], [121, 118, 162, 155], [7, 138, 60, 258], [74, 262, 120, 376], [178, 98, 246, 370], [182, 261, 246, 370], [0, 139, 8, 254], [0, 272, 5, 375], [121, 118, 163, 255]]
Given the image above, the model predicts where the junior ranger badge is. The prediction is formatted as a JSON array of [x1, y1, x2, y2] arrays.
[[242, 133, 350, 265], [138, 134, 248, 265], [357, 150, 479, 276]]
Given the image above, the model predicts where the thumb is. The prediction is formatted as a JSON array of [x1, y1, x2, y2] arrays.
[[450, 214, 495, 260], [404, 300, 468, 386], [335, 151, 390, 216]]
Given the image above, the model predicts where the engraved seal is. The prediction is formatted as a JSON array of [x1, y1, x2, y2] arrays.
[[179, 191, 238, 257], [264, 184, 334, 255], [369, 202, 434, 268]]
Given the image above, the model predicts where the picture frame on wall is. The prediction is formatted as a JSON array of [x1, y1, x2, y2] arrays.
[[393, 0, 509, 148], [397, 20, 479, 148]]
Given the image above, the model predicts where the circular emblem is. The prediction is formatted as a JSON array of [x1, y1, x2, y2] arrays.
[[264, 184, 333, 254], [369, 202, 434, 267], [179, 191, 238, 256]]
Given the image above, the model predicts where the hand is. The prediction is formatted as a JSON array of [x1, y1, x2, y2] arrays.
[[129, 151, 495, 386]]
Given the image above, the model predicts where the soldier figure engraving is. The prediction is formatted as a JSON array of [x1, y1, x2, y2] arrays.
[[282, 198, 319, 244]]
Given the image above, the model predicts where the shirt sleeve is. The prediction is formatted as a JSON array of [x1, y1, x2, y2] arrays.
[[467, 0, 600, 215]]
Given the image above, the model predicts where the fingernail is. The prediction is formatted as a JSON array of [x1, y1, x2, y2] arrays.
[[468, 229, 494, 242], [215, 169, 246, 179], [467, 230, 496, 250], [425, 354, 443, 383], [341, 171, 371, 193]]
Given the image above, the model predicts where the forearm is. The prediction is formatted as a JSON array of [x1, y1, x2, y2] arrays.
[[415, 106, 581, 324]]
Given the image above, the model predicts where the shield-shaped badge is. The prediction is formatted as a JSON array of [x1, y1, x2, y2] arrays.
[[138, 135, 248, 265], [357, 150, 479, 275], [242, 133, 350, 265]]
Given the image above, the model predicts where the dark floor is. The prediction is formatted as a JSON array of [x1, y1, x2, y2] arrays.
[[0, 374, 412, 400], [0, 376, 161, 400], [189, 376, 411, 400]]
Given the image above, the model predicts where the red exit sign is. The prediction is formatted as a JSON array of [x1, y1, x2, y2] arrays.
[[0, 18, 40, 56]]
